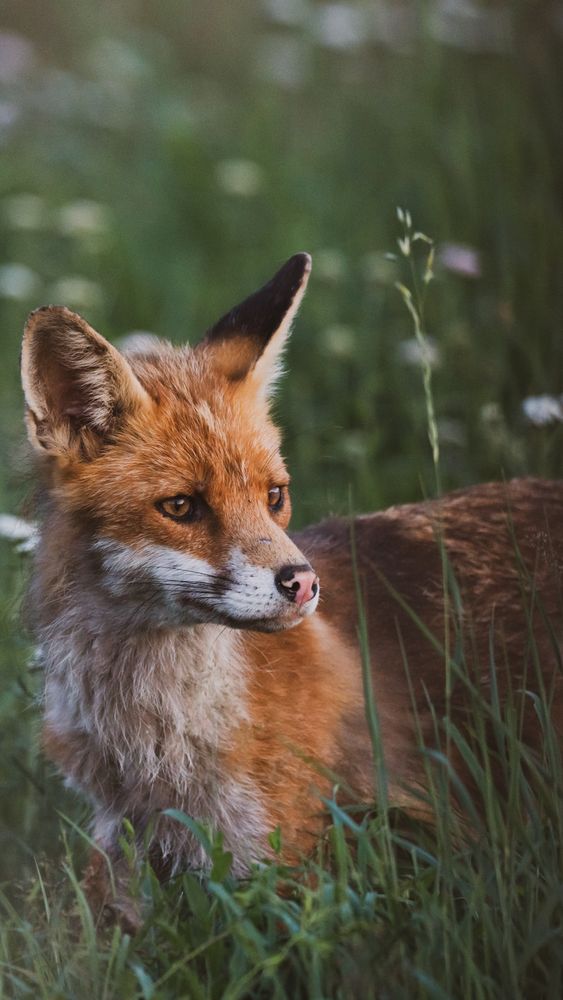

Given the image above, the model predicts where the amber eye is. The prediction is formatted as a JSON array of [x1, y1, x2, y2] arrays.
[[268, 486, 285, 511], [157, 495, 194, 522]]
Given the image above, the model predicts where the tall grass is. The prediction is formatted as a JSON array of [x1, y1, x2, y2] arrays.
[[2, 603, 563, 998]]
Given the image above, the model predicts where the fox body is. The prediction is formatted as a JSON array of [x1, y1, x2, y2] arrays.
[[21, 254, 563, 910]]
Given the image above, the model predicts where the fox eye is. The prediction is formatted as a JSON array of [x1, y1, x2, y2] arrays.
[[268, 486, 285, 511], [157, 495, 195, 522]]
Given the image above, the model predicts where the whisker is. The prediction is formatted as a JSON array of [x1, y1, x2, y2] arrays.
[[146, 570, 234, 586]]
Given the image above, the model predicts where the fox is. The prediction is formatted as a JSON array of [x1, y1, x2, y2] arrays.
[[20, 252, 563, 926]]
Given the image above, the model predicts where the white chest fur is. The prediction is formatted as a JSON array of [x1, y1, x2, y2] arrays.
[[42, 614, 269, 873]]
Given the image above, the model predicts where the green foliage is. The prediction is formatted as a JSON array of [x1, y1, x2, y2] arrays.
[[2, 670, 563, 998]]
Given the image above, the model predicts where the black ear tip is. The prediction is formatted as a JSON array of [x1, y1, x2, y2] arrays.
[[268, 252, 312, 299], [203, 253, 312, 351], [285, 252, 312, 280]]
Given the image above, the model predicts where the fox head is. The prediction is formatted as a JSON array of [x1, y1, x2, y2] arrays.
[[21, 254, 320, 632]]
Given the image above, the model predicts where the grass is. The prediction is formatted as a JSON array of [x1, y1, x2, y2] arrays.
[[2, 587, 563, 999], [1, 0, 563, 996]]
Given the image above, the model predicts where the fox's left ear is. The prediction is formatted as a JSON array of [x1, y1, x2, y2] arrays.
[[200, 253, 311, 400]]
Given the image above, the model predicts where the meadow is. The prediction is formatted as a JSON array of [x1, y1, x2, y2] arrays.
[[1, 1, 563, 996]]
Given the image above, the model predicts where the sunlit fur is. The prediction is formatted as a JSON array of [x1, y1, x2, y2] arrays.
[[21, 258, 563, 927]]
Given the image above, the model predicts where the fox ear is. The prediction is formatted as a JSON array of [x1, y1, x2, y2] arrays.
[[21, 306, 151, 458], [201, 253, 311, 399]]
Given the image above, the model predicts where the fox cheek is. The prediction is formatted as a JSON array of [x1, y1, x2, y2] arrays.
[[92, 538, 223, 624]]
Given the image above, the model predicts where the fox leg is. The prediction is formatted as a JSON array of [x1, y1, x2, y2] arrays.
[[81, 846, 144, 935]]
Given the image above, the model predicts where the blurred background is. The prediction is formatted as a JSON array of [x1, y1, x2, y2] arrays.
[[1, 0, 563, 882]]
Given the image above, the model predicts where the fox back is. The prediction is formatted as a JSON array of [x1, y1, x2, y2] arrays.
[[21, 254, 563, 919]]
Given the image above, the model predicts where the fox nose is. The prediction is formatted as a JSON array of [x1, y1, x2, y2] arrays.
[[275, 564, 319, 608]]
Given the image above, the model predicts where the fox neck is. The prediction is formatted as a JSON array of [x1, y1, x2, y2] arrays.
[[42, 589, 248, 787], [38, 557, 272, 870]]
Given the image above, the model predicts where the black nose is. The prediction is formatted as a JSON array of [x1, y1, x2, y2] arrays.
[[275, 563, 319, 605]]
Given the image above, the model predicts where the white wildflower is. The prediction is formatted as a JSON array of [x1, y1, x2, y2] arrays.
[[0, 514, 38, 552], [216, 159, 264, 197], [313, 3, 367, 50], [323, 324, 356, 358], [341, 431, 368, 461], [522, 395, 563, 428], [438, 243, 481, 278], [262, 0, 308, 27], [0, 263, 40, 300], [481, 402, 503, 425], [57, 200, 111, 238], [315, 248, 347, 282], [398, 335, 441, 369], [3, 193, 48, 230], [50, 276, 103, 310]]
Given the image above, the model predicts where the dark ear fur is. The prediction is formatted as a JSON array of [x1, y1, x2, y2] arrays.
[[200, 253, 311, 391], [21, 305, 150, 458]]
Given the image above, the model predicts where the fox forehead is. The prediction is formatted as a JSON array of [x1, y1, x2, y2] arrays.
[[64, 344, 287, 510]]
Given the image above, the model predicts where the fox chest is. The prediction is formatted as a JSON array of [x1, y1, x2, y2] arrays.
[[43, 661, 273, 872]]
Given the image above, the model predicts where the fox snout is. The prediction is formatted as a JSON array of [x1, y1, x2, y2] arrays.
[[219, 547, 320, 630], [275, 564, 319, 609]]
